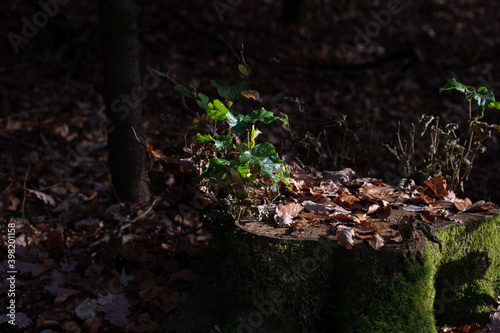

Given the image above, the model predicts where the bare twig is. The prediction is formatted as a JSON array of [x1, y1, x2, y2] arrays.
[[150, 67, 197, 116], [21, 164, 31, 232]]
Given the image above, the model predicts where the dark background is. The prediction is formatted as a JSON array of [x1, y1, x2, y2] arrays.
[[1, 0, 499, 201]]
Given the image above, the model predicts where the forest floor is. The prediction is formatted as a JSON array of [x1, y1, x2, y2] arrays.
[[0, 0, 499, 332]]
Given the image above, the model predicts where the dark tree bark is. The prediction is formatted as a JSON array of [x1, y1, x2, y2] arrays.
[[99, 0, 150, 204], [281, 0, 308, 27]]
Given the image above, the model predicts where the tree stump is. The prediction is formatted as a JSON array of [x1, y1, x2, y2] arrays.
[[164, 206, 499, 333], [163, 168, 499, 333]]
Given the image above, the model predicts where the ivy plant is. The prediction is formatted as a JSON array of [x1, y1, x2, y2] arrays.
[[176, 79, 290, 198]]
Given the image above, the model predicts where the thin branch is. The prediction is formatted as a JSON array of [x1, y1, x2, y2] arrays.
[[21, 164, 31, 233], [150, 67, 197, 116]]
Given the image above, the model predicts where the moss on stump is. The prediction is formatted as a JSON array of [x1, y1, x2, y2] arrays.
[[164, 213, 500, 332]]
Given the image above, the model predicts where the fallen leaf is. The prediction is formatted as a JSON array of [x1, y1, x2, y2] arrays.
[[367, 204, 381, 215], [488, 305, 500, 333], [424, 176, 448, 198], [359, 184, 396, 201], [276, 213, 294, 227], [463, 200, 489, 212], [323, 168, 356, 183], [99, 293, 131, 327], [420, 210, 436, 223], [12, 261, 45, 277], [353, 225, 377, 239], [83, 317, 102, 333], [275, 202, 303, 218], [26, 188, 56, 206], [75, 298, 100, 321], [453, 197, 473, 211], [369, 234, 385, 250], [403, 205, 425, 212], [329, 212, 351, 222], [302, 200, 334, 211], [392, 231, 403, 243], [334, 226, 354, 250]]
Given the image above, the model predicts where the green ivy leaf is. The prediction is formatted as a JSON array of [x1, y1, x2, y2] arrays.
[[249, 108, 288, 125], [213, 135, 233, 150], [173, 85, 192, 98], [488, 101, 500, 110], [247, 143, 290, 189], [196, 93, 209, 109], [202, 158, 230, 186], [193, 133, 214, 143], [210, 80, 248, 101], [194, 133, 232, 150], [231, 114, 251, 135], [474, 86, 496, 117], [206, 99, 237, 127], [440, 78, 475, 96], [206, 99, 230, 121]]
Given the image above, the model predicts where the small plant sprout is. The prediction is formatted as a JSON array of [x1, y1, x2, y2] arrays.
[[385, 78, 500, 192]]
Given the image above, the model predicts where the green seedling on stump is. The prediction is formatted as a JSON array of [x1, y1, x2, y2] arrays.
[[175, 78, 290, 198]]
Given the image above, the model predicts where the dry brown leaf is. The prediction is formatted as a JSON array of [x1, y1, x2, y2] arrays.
[[334, 226, 354, 250], [323, 168, 356, 183], [329, 212, 351, 221], [369, 234, 385, 250], [337, 193, 360, 204], [420, 210, 436, 223], [488, 304, 500, 333], [392, 231, 403, 243], [334, 197, 354, 209], [424, 176, 448, 198], [99, 293, 131, 327], [453, 197, 473, 211], [463, 200, 490, 212], [367, 204, 381, 215], [26, 188, 56, 206], [276, 202, 303, 217], [359, 184, 396, 201], [376, 202, 392, 219], [83, 317, 103, 333], [353, 225, 377, 239], [351, 212, 369, 223]]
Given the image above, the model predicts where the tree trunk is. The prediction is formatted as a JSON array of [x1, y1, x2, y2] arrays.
[[99, 0, 150, 204], [281, 0, 308, 27]]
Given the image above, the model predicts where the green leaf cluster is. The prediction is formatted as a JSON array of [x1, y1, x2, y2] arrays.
[[440, 78, 500, 118], [185, 80, 290, 196]]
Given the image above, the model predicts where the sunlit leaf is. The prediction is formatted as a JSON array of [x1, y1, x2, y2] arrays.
[[440, 78, 475, 96], [241, 90, 260, 100], [238, 64, 249, 76], [368, 234, 385, 250], [334, 226, 354, 250]]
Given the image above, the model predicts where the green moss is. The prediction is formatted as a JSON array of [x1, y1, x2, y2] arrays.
[[184, 214, 499, 332], [428, 214, 500, 326]]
